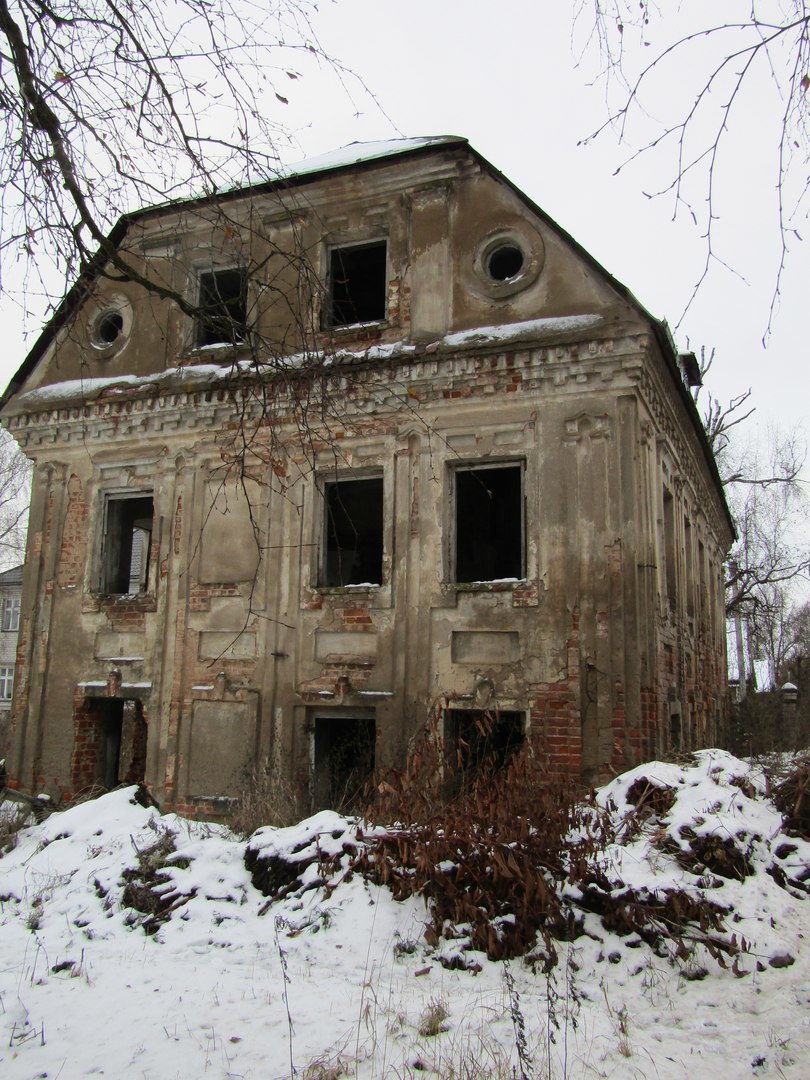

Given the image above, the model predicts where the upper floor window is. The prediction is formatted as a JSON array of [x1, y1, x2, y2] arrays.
[[1, 595, 20, 632], [321, 474, 384, 587], [452, 462, 525, 584], [196, 267, 248, 347], [326, 241, 387, 328], [0, 665, 14, 700], [99, 493, 154, 595]]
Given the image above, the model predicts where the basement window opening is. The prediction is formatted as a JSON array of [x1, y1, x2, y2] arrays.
[[445, 709, 525, 791], [322, 475, 383, 587], [312, 714, 376, 811], [196, 267, 248, 347], [453, 462, 524, 583], [99, 493, 154, 595], [326, 240, 387, 328]]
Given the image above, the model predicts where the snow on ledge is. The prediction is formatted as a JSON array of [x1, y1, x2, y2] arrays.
[[14, 314, 604, 409]]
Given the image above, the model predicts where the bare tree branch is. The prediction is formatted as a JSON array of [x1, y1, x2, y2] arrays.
[[578, 2, 810, 336]]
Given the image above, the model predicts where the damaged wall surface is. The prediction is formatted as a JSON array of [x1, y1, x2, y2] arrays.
[[0, 137, 734, 815]]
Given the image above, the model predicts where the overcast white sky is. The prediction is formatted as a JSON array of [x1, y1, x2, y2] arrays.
[[289, 0, 808, 444], [2, 1, 807, 449]]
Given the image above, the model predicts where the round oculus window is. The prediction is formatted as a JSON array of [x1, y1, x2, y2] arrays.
[[470, 228, 544, 299], [485, 243, 525, 282], [92, 308, 125, 349]]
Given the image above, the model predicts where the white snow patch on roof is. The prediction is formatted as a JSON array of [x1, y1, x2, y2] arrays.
[[279, 136, 464, 179]]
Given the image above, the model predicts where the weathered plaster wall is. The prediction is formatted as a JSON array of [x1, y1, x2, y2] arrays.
[[1, 143, 733, 814]]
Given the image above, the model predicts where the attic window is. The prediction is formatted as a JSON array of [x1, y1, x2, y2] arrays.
[[485, 243, 525, 282], [322, 475, 384, 587], [445, 709, 525, 790], [472, 229, 543, 299], [94, 310, 124, 346], [326, 241, 387, 328], [196, 267, 248, 347], [99, 493, 154, 595], [453, 463, 524, 584]]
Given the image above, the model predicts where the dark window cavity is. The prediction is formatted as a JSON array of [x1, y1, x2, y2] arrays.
[[445, 709, 524, 790], [95, 310, 124, 346], [663, 486, 676, 608], [454, 463, 524, 583], [486, 243, 525, 282], [74, 698, 147, 791], [197, 267, 248, 346], [327, 241, 387, 328], [313, 715, 376, 810], [322, 476, 383, 587], [100, 494, 154, 595]]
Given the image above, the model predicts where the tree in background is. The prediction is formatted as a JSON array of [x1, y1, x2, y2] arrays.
[[0, 429, 31, 569], [695, 350, 809, 691], [578, 1, 810, 329], [0, 0, 364, 309]]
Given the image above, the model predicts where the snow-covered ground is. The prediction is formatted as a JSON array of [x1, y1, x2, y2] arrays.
[[1, 749, 808, 1079]]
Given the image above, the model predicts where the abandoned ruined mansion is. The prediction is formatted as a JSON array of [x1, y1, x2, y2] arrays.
[[0, 136, 733, 815]]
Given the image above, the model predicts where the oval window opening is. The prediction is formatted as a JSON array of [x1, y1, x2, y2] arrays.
[[96, 310, 124, 346], [487, 244, 524, 282]]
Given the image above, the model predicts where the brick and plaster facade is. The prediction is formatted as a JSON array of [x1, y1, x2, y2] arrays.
[[0, 137, 733, 814]]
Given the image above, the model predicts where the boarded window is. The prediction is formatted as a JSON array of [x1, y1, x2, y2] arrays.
[[445, 709, 524, 790], [326, 241, 387, 328], [322, 476, 383, 586], [454, 463, 524, 583], [99, 494, 153, 595], [313, 715, 376, 810], [197, 267, 248, 346]]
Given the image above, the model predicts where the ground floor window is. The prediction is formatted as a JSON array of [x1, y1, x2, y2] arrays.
[[71, 697, 147, 794], [0, 665, 13, 700], [311, 712, 376, 810], [444, 709, 525, 790]]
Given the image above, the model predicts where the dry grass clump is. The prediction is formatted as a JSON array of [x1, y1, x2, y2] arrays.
[[418, 998, 450, 1037], [230, 764, 303, 838], [0, 799, 31, 854]]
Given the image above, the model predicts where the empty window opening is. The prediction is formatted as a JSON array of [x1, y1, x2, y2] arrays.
[[454, 463, 524, 583], [100, 494, 154, 595], [72, 698, 147, 794], [197, 267, 248, 346], [486, 243, 525, 282], [1, 595, 20, 632], [0, 665, 14, 700], [445, 709, 525, 791], [312, 715, 376, 810], [662, 487, 676, 608], [95, 309, 124, 346], [669, 708, 682, 752], [322, 476, 383, 586], [327, 241, 387, 328], [684, 517, 695, 618]]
